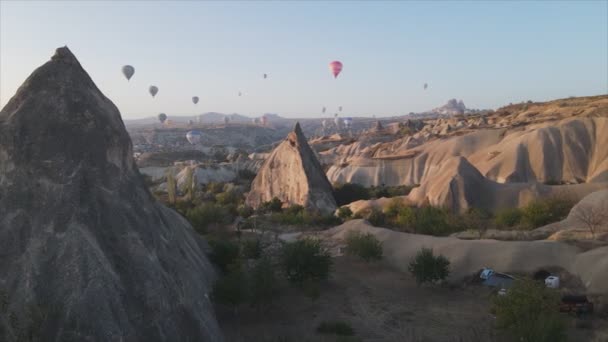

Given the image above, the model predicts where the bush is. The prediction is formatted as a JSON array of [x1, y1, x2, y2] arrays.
[[242, 239, 263, 260], [492, 278, 566, 342], [337, 207, 353, 220], [495, 207, 523, 228], [394, 206, 416, 229], [333, 183, 370, 206], [186, 203, 231, 234], [413, 207, 453, 236], [212, 269, 249, 311], [281, 239, 332, 285], [345, 231, 382, 261], [366, 208, 386, 227], [316, 320, 355, 336], [249, 257, 279, 309], [215, 190, 241, 206], [208, 239, 241, 273], [260, 197, 283, 213], [522, 196, 574, 229], [206, 182, 225, 194], [408, 248, 450, 285], [237, 204, 254, 218]]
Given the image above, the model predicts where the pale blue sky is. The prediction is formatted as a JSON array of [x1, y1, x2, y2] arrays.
[[1, 1, 606, 119]]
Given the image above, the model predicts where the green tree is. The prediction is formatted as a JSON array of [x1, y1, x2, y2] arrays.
[[249, 257, 279, 309], [212, 269, 249, 314], [408, 248, 450, 285], [208, 239, 241, 273], [281, 239, 332, 285], [492, 278, 566, 342], [166, 170, 176, 204]]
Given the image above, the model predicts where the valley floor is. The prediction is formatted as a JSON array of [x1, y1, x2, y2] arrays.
[[216, 255, 606, 342]]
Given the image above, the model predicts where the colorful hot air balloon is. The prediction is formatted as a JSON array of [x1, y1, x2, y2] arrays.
[[149, 86, 159, 98], [122, 65, 134, 81], [329, 61, 343, 78], [424, 83, 428, 90], [343, 117, 353, 128], [158, 113, 167, 123], [192, 96, 199, 104], [186, 130, 202, 145], [263, 73, 268, 79]]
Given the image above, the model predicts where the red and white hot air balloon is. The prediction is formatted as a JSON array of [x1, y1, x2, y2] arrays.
[[329, 61, 343, 78]]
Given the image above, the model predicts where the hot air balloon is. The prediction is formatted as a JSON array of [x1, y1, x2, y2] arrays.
[[122, 65, 134, 81], [329, 61, 343, 78], [334, 113, 338, 118], [186, 130, 202, 145], [424, 83, 428, 90], [263, 73, 268, 79], [149, 86, 159, 98], [344, 117, 353, 128], [158, 113, 167, 123], [238, 91, 242, 97], [192, 96, 199, 104], [322, 106, 326, 114], [338, 106, 343, 112]]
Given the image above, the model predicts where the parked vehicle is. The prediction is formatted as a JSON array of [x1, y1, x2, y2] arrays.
[[560, 295, 594, 315]]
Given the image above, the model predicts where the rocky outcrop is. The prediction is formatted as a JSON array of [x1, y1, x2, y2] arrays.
[[246, 122, 337, 214], [0, 47, 222, 341]]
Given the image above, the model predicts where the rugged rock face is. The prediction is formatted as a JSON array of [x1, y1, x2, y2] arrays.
[[246, 122, 337, 214], [0, 47, 222, 341]]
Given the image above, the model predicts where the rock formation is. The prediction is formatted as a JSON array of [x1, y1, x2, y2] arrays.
[[246, 122, 337, 214], [0, 47, 222, 341]]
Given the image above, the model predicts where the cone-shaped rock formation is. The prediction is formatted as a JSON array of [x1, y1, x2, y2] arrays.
[[0, 47, 222, 341], [246, 122, 337, 214]]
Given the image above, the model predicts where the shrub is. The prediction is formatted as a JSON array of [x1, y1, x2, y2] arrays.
[[215, 190, 241, 206], [285, 204, 305, 216], [385, 198, 406, 218], [492, 278, 566, 342], [333, 183, 370, 206], [337, 207, 353, 220], [495, 208, 523, 228], [242, 239, 263, 260], [394, 206, 416, 229], [208, 239, 241, 273], [408, 248, 450, 285], [345, 231, 383, 261], [237, 204, 254, 219], [212, 269, 249, 311], [281, 239, 332, 285], [316, 321, 355, 336], [249, 257, 279, 309], [522, 196, 574, 229], [260, 197, 283, 213], [366, 208, 386, 227], [186, 203, 231, 234], [206, 182, 225, 194], [413, 207, 453, 236]]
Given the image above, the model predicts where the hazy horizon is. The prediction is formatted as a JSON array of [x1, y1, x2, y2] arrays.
[[1, 1, 607, 119]]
